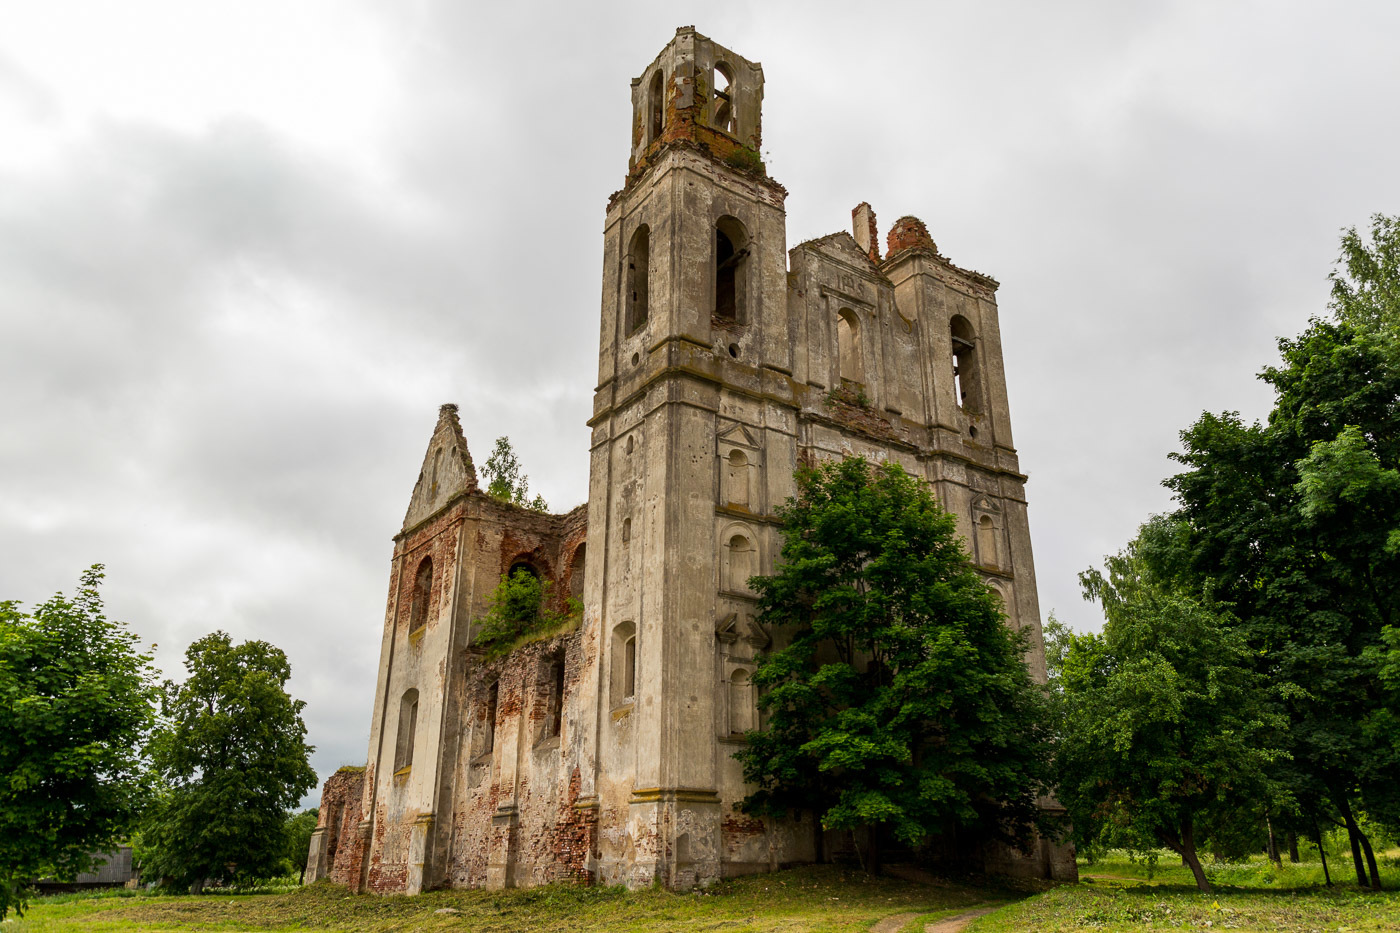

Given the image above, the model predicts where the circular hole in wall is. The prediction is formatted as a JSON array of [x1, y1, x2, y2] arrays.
[[969, 426, 978, 438], [631, 352, 640, 366], [728, 343, 739, 358]]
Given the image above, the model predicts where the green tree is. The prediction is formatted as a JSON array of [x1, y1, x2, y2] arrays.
[[0, 566, 158, 919], [1057, 521, 1285, 893], [1330, 213, 1400, 329], [481, 436, 548, 512], [1041, 611, 1073, 689], [471, 568, 579, 659], [1163, 217, 1400, 889], [284, 808, 319, 883], [736, 457, 1051, 869], [139, 632, 317, 892]]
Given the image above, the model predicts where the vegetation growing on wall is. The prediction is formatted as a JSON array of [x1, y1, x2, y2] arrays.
[[472, 568, 580, 659], [481, 437, 549, 512]]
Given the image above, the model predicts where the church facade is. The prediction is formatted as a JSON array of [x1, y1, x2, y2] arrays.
[[305, 27, 1075, 893]]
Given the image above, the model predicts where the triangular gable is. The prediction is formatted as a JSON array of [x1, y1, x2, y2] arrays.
[[716, 421, 758, 450], [798, 230, 883, 271], [402, 403, 479, 532], [715, 612, 771, 650]]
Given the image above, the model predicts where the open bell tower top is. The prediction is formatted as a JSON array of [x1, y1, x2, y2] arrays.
[[627, 26, 765, 182]]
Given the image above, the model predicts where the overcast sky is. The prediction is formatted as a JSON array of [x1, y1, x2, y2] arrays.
[[3, 1, 1398, 803]]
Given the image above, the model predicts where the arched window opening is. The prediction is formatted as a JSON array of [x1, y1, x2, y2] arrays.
[[621, 517, 632, 545], [729, 669, 753, 734], [725, 449, 749, 508], [837, 308, 862, 384], [568, 543, 586, 599], [509, 560, 539, 581], [409, 557, 433, 631], [712, 62, 735, 133], [611, 621, 637, 705], [626, 225, 650, 333], [477, 681, 498, 756], [977, 514, 998, 568], [726, 533, 755, 593], [543, 655, 565, 740], [394, 688, 419, 773], [714, 217, 749, 324], [430, 447, 442, 490], [648, 70, 665, 142], [950, 315, 980, 413]]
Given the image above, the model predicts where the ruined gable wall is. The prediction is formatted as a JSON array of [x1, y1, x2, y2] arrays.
[[351, 486, 589, 893]]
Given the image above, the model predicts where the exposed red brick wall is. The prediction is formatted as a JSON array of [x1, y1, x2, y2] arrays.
[[315, 767, 365, 887], [885, 215, 937, 259]]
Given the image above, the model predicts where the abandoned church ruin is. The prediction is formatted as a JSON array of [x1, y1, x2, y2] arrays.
[[306, 27, 1075, 892]]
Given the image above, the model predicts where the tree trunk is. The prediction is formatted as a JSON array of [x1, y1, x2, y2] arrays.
[[1313, 820, 1332, 886], [1180, 819, 1212, 893], [813, 816, 825, 864], [1163, 815, 1213, 893], [1357, 826, 1382, 891], [1337, 794, 1380, 889], [1266, 815, 1281, 867], [1288, 832, 1299, 864], [190, 878, 204, 895]]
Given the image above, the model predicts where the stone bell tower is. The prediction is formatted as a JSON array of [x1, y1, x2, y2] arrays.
[[577, 26, 803, 888]]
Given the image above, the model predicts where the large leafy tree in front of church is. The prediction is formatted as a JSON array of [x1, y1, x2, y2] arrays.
[[139, 632, 316, 891], [736, 457, 1052, 869]]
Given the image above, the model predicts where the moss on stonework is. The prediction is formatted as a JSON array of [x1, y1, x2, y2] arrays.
[[723, 145, 764, 175], [824, 382, 871, 410], [489, 615, 580, 660]]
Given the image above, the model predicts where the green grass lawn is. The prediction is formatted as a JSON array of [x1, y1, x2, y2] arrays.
[[11, 866, 1014, 933], [970, 851, 1400, 933], [12, 854, 1398, 932]]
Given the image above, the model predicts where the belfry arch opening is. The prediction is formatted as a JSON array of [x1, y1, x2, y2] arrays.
[[950, 315, 980, 413], [647, 70, 664, 143], [626, 225, 650, 334], [712, 62, 735, 134], [714, 216, 749, 324]]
